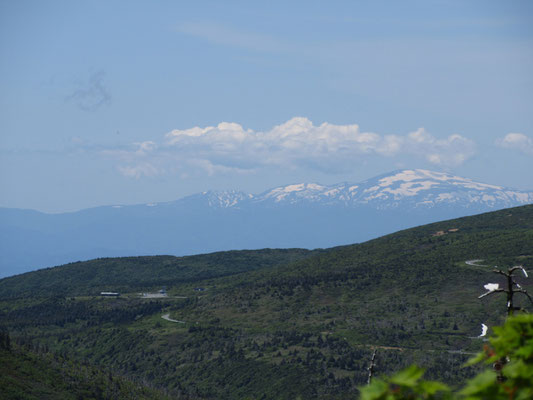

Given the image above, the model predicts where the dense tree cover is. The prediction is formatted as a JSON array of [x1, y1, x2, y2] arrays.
[[0, 331, 169, 400], [0, 205, 532, 398], [1, 297, 167, 329]]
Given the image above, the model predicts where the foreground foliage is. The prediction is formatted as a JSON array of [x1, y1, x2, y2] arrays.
[[361, 314, 533, 400]]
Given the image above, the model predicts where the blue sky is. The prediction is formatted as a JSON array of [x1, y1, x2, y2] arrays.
[[1, 0, 532, 212]]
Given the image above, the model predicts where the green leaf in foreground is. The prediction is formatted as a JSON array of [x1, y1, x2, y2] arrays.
[[362, 315, 533, 399], [360, 366, 451, 399], [461, 314, 533, 400]]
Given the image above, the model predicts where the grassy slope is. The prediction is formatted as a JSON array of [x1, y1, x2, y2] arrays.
[[0, 205, 532, 399]]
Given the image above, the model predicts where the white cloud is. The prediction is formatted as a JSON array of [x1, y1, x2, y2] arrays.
[[497, 133, 533, 156], [187, 159, 253, 176], [106, 117, 477, 178], [135, 141, 157, 155], [102, 142, 164, 179], [406, 129, 476, 167], [118, 163, 160, 179]]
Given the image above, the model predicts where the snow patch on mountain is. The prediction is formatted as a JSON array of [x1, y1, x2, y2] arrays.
[[378, 170, 424, 186], [284, 184, 305, 192], [201, 190, 251, 208], [380, 181, 440, 197], [262, 183, 327, 203]]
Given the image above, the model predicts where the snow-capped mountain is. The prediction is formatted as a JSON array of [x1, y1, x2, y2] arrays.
[[179, 169, 533, 210], [348, 169, 532, 209], [1, 169, 531, 278]]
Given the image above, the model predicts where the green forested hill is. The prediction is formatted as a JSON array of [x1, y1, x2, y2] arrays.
[[0, 205, 532, 399], [0, 248, 315, 298]]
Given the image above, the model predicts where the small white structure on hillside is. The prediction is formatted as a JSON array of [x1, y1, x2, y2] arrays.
[[142, 288, 168, 298], [100, 292, 120, 297]]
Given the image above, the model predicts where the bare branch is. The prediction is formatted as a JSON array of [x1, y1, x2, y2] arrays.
[[493, 269, 508, 277], [515, 289, 533, 305], [478, 289, 505, 299], [509, 266, 528, 277], [481, 264, 530, 316], [367, 349, 377, 385]]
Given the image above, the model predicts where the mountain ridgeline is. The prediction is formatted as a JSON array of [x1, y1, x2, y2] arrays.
[[0, 205, 532, 399], [1, 169, 532, 278]]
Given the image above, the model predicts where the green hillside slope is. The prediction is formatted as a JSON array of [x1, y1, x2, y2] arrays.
[[0, 248, 314, 298], [0, 205, 532, 399]]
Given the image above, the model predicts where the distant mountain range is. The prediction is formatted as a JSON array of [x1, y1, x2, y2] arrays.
[[193, 169, 532, 209], [1, 169, 532, 277]]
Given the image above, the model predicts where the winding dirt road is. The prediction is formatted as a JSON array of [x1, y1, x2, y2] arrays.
[[161, 313, 185, 324]]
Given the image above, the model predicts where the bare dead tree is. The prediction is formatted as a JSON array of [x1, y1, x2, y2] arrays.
[[367, 348, 377, 385], [478, 265, 532, 382], [478, 265, 532, 316]]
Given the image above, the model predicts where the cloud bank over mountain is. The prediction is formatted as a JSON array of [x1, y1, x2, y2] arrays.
[[105, 117, 477, 179]]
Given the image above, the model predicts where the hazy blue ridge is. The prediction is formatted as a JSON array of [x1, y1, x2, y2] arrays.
[[1, 169, 531, 278]]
